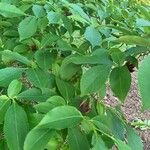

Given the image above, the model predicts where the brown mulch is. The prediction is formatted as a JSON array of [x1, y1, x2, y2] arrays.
[[104, 71, 150, 150]]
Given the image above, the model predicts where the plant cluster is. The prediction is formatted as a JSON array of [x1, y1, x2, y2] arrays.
[[0, 0, 150, 150]]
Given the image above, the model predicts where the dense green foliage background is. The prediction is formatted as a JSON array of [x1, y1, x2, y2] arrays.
[[0, 0, 150, 150]]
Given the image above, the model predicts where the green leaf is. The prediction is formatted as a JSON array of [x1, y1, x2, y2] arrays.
[[26, 68, 50, 89], [17, 88, 55, 102], [0, 95, 11, 123], [136, 18, 150, 27], [56, 78, 75, 101], [37, 17, 48, 31], [35, 50, 55, 71], [38, 106, 83, 129], [85, 26, 102, 47], [13, 44, 29, 53], [18, 16, 38, 41], [93, 109, 125, 140], [91, 134, 108, 150], [60, 62, 80, 80], [80, 65, 110, 96], [79, 41, 90, 54], [138, 54, 150, 109], [99, 83, 106, 100], [107, 110, 125, 140], [92, 119, 113, 137], [0, 67, 24, 87], [47, 96, 66, 106], [47, 11, 61, 24], [0, 139, 8, 150], [68, 127, 90, 150], [40, 33, 59, 49], [126, 126, 143, 150], [96, 102, 105, 116], [32, 5, 46, 18], [110, 49, 125, 66], [0, 2, 25, 17], [107, 25, 133, 35], [110, 66, 131, 101], [24, 128, 55, 150], [57, 39, 76, 51], [62, 16, 73, 35], [70, 54, 112, 65], [7, 80, 22, 99], [60, 57, 81, 80], [114, 139, 131, 150], [69, 4, 90, 22], [92, 48, 112, 65], [138, 6, 150, 20], [125, 46, 149, 57], [28, 113, 44, 129], [3, 29, 18, 37], [1, 50, 32, 66], [4, 102, 29, 150], [34, 102, 55, 114], [35, 96, 66, 114], [118, 36, 150, 47]]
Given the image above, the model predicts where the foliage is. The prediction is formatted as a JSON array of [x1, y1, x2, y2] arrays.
[[0, 0, 150, 149]]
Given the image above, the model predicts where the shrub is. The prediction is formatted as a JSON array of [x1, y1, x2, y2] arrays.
[[0, 0, 150, 150]]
